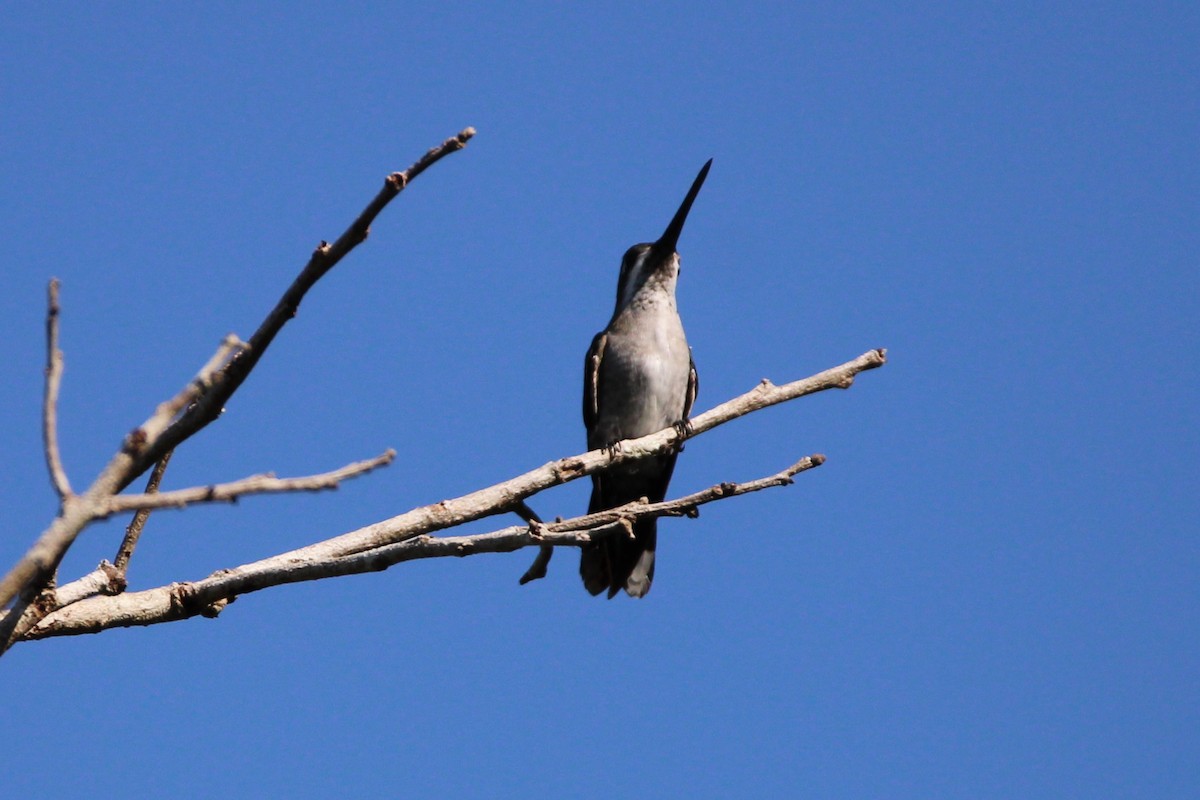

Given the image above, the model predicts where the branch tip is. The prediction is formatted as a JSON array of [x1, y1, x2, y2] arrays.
[[42, 278, 71, 499]]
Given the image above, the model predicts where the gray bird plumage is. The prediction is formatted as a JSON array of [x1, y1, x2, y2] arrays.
[[580, 160, 710, 598]]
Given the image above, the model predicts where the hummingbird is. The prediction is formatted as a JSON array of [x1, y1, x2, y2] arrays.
[[580, 160, 711, 598]]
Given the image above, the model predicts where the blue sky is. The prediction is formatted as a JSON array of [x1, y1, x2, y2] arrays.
[[2, 3, 1196, 797]]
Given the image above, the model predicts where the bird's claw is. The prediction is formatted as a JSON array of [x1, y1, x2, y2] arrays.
[[672, 418, 693, 452]]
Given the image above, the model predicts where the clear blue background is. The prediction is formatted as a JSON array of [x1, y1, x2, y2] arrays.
[[2, 4, 1196, 797]]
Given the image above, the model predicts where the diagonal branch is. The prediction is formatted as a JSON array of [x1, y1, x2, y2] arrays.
[[104, 450, 396, 516], [113, 451, 174, 579], [122, 127, 477, 488], [1, 563, 120, 649], [42, 279, 71, 500], [519, 454, 826, 583], [547, 454, 822, 530], [7, 344, 885, 645], [0, 128, 475, 614], [0, 334, 247, 613], [19, 454, 825, 640], [1, 451, 395, 649], [218, 348, 887, 568]]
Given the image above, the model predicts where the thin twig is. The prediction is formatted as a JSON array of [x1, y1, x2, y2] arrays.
[[42, 279, 71, 500], [105, 450, 396, 516], [20, 454, 825, 640], [114, 451, 174, 578], [545, 454, 824, 532]]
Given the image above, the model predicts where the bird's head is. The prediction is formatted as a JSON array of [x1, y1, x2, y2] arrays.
[[613, 159, 712, 314]]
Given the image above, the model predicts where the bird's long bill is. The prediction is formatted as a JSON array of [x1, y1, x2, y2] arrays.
[[657, 158, 713, 253]]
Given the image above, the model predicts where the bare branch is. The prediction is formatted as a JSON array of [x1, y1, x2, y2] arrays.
[[114, 451, 174, 578], [687, 348, 887, 436], [42, 279, 71, 500], [20, 455, 824, 640], [548, 454, 824, 532], [230, 348, 887, 567], [0, 129, 475, 613], [2, 346, 880, 641], [0, 451, 393, 647], [0, 333, 248, 613], [121, 127, 477, 486], [104, 450, 396, 516], [1, 563, 120, 649], [136, 334, 248, 449], [516, 454, 823, 583]]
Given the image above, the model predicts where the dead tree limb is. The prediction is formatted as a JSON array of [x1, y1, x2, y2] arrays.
[[4, 344, 884, 646], [120, 127, 477, 488], [0, 333, 249, 616], [21, 454, 827, 640], [0, 128, 476, 617]]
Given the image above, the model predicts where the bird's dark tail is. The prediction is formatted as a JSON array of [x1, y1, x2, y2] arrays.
[[580, 516, 657, 598]]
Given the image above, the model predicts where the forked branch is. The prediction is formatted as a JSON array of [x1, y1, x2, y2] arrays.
[[22, 453, 828, 639], [5, 344, 884, 646], [0, 128, 476, 615]]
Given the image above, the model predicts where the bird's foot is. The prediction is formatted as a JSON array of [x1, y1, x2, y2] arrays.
[[672, 418, 693, 452]]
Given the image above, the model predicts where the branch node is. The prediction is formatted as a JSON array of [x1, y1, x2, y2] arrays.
[[122, 428, 149, 455], [200, 598, 229, 618], [618, 517, 636, 541], [98, 561, 126, 595], [168, 583, 191, 615]]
